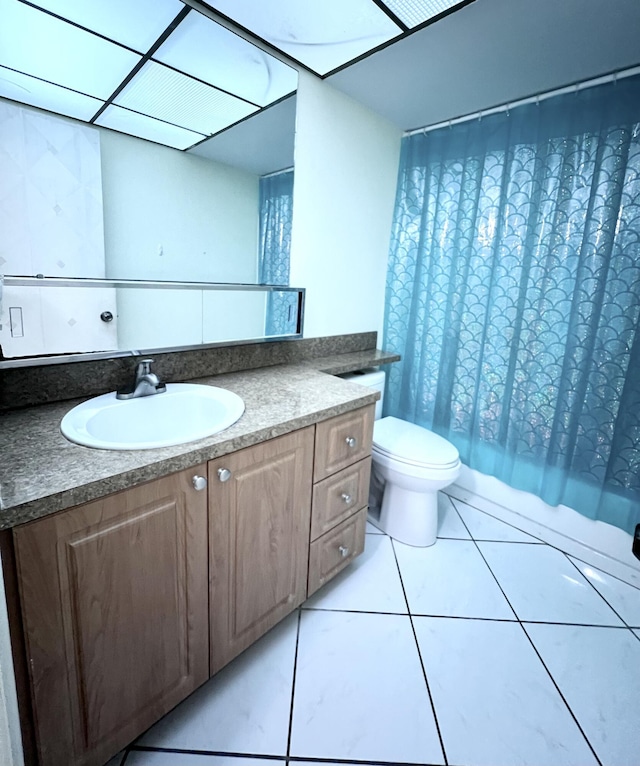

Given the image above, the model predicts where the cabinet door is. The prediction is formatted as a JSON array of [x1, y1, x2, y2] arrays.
[[209, 427, 313, 675], [13, 467, 209, 766]]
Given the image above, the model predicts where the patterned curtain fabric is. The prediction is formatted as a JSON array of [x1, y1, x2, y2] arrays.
[[384, 75, 640, 534], [258, 170, 296, 335]]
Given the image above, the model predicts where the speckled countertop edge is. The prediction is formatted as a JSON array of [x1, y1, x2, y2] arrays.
[[0, 350, 398, 529]]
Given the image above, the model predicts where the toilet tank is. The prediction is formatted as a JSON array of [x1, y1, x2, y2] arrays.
[[339, 370, 385, 420]]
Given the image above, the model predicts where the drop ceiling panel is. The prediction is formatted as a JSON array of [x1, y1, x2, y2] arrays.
[[95, 105, 206, 150], [206, 0, 402, 75], [383, 0, 466, 28], [0, 0, 141, 99], [155, 11, 297, 107], [189, 95, 296, 175], [0, 67, 103, 121], [24, 0, 185, 52], [114, 61, 259, 136]]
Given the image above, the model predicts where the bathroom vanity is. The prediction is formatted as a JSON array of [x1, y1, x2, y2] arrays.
[[0, 354, 389, 766]]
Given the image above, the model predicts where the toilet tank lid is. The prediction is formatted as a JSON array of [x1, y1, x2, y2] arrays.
[[373, 417, 460, 467]]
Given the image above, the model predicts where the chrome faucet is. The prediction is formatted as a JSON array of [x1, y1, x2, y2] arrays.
[[116, 358, 167, 400]]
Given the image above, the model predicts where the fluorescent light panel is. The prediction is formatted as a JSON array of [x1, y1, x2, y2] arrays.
[[206, 0, 402, 75], [25, 0, 185, 52], [0, 66, 103, 121], [381, 0, 467, 28], [114, 62, 258, 136], [155, 11, 297, 107], [0, 0, 141, 99], [95, 105, 205, 150]]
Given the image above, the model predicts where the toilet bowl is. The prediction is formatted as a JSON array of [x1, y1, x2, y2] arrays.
[[340, 371, 461, 547]]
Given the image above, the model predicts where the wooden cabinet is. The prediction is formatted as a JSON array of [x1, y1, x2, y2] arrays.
[[208, 427, 314, 675], [13, 467, 209, 766], [308, 405, 374, 596], [11, 405, 374, 766]]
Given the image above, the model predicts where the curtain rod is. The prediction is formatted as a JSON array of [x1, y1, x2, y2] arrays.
[[406, 64, 640, 137], [261, 166, 294, 179]]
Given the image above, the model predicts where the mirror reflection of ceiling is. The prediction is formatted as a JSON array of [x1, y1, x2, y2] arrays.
[[0, 0, 470, 152], [0, 0, 298, 150]]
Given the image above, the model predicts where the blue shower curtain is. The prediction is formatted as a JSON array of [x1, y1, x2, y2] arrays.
[[384, 75, 640, 534], [258, 170, 297, 336]]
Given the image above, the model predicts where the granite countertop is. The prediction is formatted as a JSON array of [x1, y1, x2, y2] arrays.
[[0, 350, 397, 529]]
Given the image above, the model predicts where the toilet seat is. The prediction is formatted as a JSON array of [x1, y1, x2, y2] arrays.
[[373, 416, 460, 470]]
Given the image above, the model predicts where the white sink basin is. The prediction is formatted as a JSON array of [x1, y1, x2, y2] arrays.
[[61, 383, 245, 450]]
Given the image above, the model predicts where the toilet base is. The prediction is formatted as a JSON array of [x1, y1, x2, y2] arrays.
[[379, 483, 438, 547]]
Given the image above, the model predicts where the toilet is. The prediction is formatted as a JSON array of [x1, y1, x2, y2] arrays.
[[341, 370, 461, 547]]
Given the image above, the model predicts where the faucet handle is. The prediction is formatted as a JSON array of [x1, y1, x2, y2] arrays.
[[136, 358, 155, 377]]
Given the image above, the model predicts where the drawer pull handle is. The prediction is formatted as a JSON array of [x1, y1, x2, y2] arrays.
[[341, 493, 353, 505], [345, 436, 357, 448], [192, 475, 207, 491], [217, 468, 232, 482], [338, 545, 350, 558]]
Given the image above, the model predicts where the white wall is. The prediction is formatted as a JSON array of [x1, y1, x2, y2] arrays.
[[100, 129, 259, 283], [290, 72, 401, 340]]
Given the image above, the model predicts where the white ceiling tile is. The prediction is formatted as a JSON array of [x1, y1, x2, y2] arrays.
[[0, 67, 103, 122], [382, 0, 465, 28], [95, 105, 206, 150], [207, 0, 402, 75], [114, 62, 258, 136], [156, 12, 297, 107], [24, 0, 185, 51], [0, 0, 141, 99]]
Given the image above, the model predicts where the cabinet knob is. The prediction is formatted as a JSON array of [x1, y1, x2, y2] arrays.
[[192, 475, 207, 491], [338, 545, 350, 558], [345, 436, 357, 448], [341, 493, 353, 505], [217, 468, 232, 482]]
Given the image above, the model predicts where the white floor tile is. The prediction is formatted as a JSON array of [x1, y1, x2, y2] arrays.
[[437, 493, 471, 539], [568, 557, 640, 627], [137, 614, 298, 755], [127, 754, 282, 766], [478, 542, 625, 626], [635, 629, 640, 640], [453, 500, 542, 543], [304, 534, 407, 613], [366, 520, 384, 534], [290, 610, 444, 763], [413, 617, 598, 766], [394, 539, 515, 619], [525, 623, 640, 766], [103, 754, 125, 766]]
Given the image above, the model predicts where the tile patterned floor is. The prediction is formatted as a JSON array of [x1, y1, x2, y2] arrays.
[[113, 493, 640, 766]]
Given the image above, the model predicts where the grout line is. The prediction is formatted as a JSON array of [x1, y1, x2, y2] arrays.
[[128, 745, 284, 759], [389, 537, 449, 766], [445, 494, 640, 586], [563, 554, 633, 629], [455, 511, 604, 766], [285, 608, 303, 760], [564, 551, 640, 593], [288, 757, 444, 765], [438, 536, 543, 544], [448, 495, 546, 544]]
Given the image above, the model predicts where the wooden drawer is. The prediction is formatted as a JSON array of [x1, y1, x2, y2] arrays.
[[313, 405, 375, 481], [307, 507, 367, 597], [311, 457, 371, 541]]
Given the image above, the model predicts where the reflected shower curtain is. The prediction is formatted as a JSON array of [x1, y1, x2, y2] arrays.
[[384, 75, 640, 533], [258, 170, 296, 336]]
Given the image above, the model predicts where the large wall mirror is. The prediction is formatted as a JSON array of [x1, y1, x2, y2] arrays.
[[0, 4, 300, 365]]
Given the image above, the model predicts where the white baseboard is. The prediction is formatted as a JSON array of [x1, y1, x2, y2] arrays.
[[449, 466, 640, 588]]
